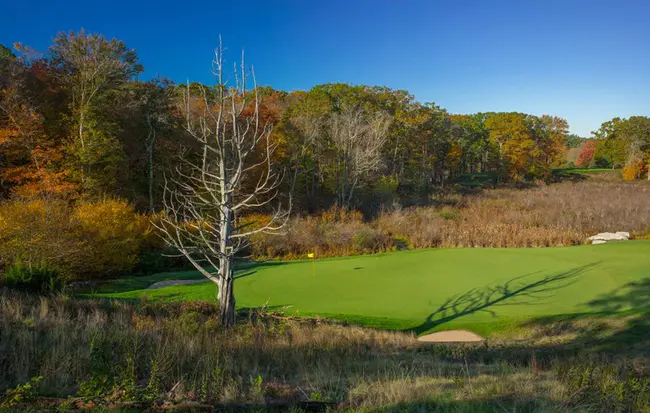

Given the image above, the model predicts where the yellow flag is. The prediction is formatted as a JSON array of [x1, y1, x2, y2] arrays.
[[307, 252, 315, 258]]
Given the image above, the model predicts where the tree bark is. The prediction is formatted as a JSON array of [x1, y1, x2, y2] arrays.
[[217, 256, 235, 328], [146, 115, 156, 213]]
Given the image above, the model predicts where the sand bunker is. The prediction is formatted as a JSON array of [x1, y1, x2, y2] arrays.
[[417, 330, 484, 343]]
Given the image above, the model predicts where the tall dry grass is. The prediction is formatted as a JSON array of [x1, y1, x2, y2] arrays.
[[250, 177, 650, 258], [2, 291, 648, 412]]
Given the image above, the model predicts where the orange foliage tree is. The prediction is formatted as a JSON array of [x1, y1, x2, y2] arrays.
[[0, 69, 75, 198], [576, 140, 595, 168]]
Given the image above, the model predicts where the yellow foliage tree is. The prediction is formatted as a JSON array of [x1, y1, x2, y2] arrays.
[[0, 199, 151, 280]]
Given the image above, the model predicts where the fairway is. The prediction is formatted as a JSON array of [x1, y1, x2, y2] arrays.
[[95, 241, 650, 335]]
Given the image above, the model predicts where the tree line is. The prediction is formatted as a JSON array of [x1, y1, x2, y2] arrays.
[[576, 116, 650, 179], [1, 31, 648, 215]]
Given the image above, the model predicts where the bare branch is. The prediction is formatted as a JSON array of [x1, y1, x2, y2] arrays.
[[154, 41, 290, 327]]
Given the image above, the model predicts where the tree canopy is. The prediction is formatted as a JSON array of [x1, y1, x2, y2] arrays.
[[2, 30, 646, 213]]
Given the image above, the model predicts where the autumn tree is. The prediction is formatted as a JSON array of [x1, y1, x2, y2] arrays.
[[576, 140, 595, 168], [485, 113, 538, 181], [538, 115, 568, 171], [113, 78, 180, 211], [565, 134, 585, 148], [0, 46, 74, 198], [593, 116, 650, 177], [328, 106, 391, 207], [48, 30, 142, 196], [155, 43, 289, 327], [449, 113, 492, 175], [592, 118, 626, 168], [0, 44, 14, 61]]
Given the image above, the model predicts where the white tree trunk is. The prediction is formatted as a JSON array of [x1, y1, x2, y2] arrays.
[[154, 41, 289, 328]]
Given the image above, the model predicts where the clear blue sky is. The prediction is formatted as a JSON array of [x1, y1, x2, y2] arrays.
[[2, 0, 649, 136]]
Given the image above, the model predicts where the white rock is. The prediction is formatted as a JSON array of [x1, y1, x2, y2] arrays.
[[591, 239, 607, 245], [588, 232, 630, 242]]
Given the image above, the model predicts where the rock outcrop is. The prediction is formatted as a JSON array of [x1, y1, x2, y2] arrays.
[[588, 232, 630, 244]]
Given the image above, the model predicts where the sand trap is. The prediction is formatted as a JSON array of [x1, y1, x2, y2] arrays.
[[148, 279, 207, 289], [417, 330, 485, 343]]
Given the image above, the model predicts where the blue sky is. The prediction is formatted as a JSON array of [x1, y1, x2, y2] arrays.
[[2, 0, 649, 136]]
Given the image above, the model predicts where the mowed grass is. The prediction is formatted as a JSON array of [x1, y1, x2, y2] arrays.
[[559, 167, 621, 174], [91, 241, 650, 335]]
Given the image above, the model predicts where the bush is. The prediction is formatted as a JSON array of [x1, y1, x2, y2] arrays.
[[249, 176, 650, 258], [622, 160, 646, 180], [71, 199, 151, 279], [0, 199, 153, 281], [0, 199, 77, 276], [0, 260, 61, 293]]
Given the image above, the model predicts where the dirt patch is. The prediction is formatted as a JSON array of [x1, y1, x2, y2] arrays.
[[417, 330, 485, 343], [148, 279, 207, 289]]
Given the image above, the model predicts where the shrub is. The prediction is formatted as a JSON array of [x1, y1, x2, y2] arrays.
[[70, 199, 151, 279], [556, 359, 650, 412], [249, 176, 650, 259], [0, 199, 77, 276], [0, 199, 153, 281], [0, 260, 61, 293], [622, 160, 646, 180], [352, 228, 392, 252]]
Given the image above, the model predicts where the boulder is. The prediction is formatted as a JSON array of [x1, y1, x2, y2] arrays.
[[588, 232, 630, 244]]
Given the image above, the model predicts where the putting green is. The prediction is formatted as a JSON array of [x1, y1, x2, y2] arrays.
[[94, 241, 650, 334]]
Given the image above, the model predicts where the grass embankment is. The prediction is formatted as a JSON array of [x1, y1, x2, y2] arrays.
[[91, 241, 650, 336], [3, 289, 650, 412]]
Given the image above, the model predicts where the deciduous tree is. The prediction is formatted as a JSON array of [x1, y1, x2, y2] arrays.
[[49, 30, 142, 195], [154, 43, 290, 327]]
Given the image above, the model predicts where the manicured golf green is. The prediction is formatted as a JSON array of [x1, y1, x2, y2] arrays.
[[92, 241, 650, 335]]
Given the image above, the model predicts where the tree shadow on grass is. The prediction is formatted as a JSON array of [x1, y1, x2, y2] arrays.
[[79, 260, 286, 296], [407, 265, 594, 335], [523, 277, 650, 359], [361, 396, 566, 413]]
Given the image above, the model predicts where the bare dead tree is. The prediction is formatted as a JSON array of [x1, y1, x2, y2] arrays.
[[328, 106, 391, 207], [289, 113, 326, 211], [153, 40, 290, 327]]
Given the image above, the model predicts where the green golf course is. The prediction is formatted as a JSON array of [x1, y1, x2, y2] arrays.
[[92, 240, 650, 335]]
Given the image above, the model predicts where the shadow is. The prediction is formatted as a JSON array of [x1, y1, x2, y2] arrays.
[[90, 396, 561, 412], [353, 267, 363, 270], [237, 304, 293, 320], [234, 269, 258, 280], [234, 260, 291, 280], [361, 396, 565, 413], [75, 260, 288, 296], [550, 168, 589, 183], [523, 277, 650, 359], [408, 266, 590, 335], [236, 260, 288, 271]]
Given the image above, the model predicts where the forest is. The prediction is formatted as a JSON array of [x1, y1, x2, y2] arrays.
[[1, 31, 649, 283]]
